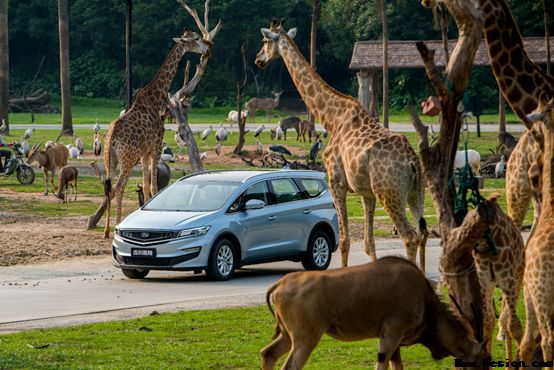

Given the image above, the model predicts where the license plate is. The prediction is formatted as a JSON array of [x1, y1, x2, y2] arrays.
[[131, 248, 157, 258]]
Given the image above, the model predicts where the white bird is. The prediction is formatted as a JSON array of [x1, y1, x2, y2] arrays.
[[23, 128, 34, 141], [215, 141, 222, 156], [0, 119, 6, 134], [93, 134, 102, 157], [75, 136, 85, 154], [21, 141, 30, 157], [216, 124, 228, 142], [495, 155, 507, 178], [200, 152, 208, 161], [201, 125, 213, 141], [93, 119, 101, 134], [119, 109, 127, 118], [256, 139, 264, 155], [254, 125, 265, 138], [275, 125, 283, 140], [68, 145, 80, 159]]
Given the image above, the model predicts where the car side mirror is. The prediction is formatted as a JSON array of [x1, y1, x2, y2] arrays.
[[244, 199, 265, 210]]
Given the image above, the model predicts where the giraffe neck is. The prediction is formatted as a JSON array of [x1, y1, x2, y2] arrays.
[[132, 42, 187, 115], [277, 34, 356, 134], [479, 0, 554, 122]]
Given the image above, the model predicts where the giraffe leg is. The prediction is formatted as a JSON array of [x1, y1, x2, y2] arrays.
[[476, 265, 496, 354], [538, 311, 553, 368], [407, 181, 427, 273], [519, 285, 539, 363], [114, 163, 134, 225], [141, 157, 152, 202], [378, 193, 418, 265], [362, 195, 377, 261], [328, 176, 349, 267], [150, 154, 160, 197]]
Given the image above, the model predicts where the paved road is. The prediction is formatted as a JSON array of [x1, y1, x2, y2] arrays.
[[9, 122, 526, 133], [0, 238, 442, 333]]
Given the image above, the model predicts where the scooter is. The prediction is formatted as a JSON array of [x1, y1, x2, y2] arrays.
[[0, 142, 35, 185]]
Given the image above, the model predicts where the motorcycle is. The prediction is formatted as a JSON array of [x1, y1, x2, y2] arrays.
[[0, 142, 35, 185]]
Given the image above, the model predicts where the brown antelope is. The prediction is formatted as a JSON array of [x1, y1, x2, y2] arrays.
[[299, 119, 316, 142], [27, 143, 69, 195], [55, 166, 79, 203], [261, 256, 488, 369], [245, 91, 282, 123]]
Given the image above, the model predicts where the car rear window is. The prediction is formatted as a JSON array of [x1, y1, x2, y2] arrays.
[[299, 178, 327, 198]]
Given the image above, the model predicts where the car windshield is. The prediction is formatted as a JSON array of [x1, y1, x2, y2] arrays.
[[143, 179, 240, 212]]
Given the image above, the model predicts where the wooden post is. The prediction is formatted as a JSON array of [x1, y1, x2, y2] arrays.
[[125, 0, 133, 110], [0, 0, 8, 135], [498, 92, 506, 135], [357, 70, 370, 112], [369, 69, 379, 120]]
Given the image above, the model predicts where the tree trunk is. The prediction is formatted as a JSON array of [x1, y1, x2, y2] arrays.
[[498, 92, 506, 135], [379, 0, 389, 129], [545, 0, 551, 76], [440, 5, 450, 65], [125, 0, 133, 110], [369, 69, 379, 119], [0, 0, 8, 135], [307, 0, 319, 125], [233, 43, 248, 155], [174, 102, 204, 173], [357, 70, 370, 112], [410, 0, 487, 362], [58, 0, 73, 136]]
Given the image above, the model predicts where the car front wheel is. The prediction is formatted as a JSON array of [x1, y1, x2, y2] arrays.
[[121, 268, 150, 279], [302, 230, 331, 270], [206, 238, 236, 281]]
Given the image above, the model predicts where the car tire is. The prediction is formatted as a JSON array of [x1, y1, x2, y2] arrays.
[[121, 268, 150, 279], [302, 230, 332, 271], [206, 238, 236, 281]]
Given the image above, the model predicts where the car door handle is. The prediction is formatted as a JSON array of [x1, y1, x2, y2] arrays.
[[303, 209, 312, 214], [268, 215, 277, 221]]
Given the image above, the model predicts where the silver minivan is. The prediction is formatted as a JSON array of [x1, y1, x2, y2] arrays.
[[112, 170, 339, 281]]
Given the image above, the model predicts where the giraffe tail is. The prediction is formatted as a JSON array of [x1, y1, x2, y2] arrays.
[[103, 178, 112, 239]]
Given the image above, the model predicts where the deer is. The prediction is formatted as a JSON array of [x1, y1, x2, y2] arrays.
[[261, 256, 488, 369], [245, 91, 282, 123], [27, 143, 69, 195], [55, 166, 79, 203]]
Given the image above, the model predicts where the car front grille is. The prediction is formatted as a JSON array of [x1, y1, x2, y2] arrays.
[[113, 247, 200, 267], [118, 230, 175, 245]]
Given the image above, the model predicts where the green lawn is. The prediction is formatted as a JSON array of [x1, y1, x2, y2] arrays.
[[5, 96, 521, 126], [0, 288, 523, 369]]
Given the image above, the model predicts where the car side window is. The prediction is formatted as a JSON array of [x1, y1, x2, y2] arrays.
[[270, 178, 304, 204], [243, 181, 270, 206], [299, 178, 327, 198]]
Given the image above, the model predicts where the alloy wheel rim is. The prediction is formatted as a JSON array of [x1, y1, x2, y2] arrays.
[[217, 245, 234, 276], [313, 237, 329, 267]]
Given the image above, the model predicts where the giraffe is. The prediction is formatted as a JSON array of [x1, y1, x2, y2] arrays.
[[478, 0, 554, 233], [446, 195, 524, 365], [255, 20, 428, 269], [519, 100, 554, 368], [101, 29, 211, 238]]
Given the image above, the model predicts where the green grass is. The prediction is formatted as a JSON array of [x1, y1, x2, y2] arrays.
[[5, 96, 522, 126], [0, 289, 524, 369]]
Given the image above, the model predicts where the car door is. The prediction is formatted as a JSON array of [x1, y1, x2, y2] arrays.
[[266, 177, 307, 253], [235, 181, 282, 259]]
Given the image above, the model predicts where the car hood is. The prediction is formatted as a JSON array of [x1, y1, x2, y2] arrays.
[[117, 209, 216, 230]]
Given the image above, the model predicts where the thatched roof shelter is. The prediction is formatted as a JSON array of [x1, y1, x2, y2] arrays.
[[350, 37, 553, 70]]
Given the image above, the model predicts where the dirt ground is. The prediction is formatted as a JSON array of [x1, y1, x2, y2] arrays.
[[0, 190, 112, 267]]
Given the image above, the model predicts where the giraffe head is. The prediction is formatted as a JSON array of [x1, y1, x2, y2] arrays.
[[173, 28, 212, 56], [527, 97, 554, 149], [255, 19, 297, 69]]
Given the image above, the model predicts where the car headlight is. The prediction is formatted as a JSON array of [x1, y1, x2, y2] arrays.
[[177, 226, 210, 238]]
